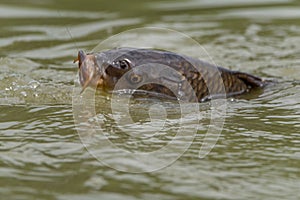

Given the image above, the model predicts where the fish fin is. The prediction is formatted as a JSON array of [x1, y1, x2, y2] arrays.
[[234, 72, 265, 88]]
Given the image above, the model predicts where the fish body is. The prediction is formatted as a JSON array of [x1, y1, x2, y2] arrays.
[[76, 48, 265, 102]]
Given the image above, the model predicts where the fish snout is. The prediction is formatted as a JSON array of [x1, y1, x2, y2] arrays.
[[77, 50, 101, 92]]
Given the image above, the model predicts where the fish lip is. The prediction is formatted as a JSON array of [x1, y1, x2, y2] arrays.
[[78, 50, 86, 66], [78, 53, 102, 93]]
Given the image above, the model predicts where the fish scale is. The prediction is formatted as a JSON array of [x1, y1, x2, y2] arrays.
[[76, 47, 267, 102]]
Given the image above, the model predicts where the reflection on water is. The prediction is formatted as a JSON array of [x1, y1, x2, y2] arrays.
[[0, 0, 300, 199]]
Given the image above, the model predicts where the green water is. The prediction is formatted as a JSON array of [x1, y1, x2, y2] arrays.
[[1, 0, 300, 199]]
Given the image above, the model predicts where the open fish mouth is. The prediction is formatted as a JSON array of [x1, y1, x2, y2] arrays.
[[75, 50, 102, 93]]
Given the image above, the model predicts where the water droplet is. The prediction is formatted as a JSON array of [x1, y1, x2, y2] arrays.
[[177, 83, 185, 98], [20, 91, 27, 97], [178, 90, 185, 97], [29, 80, 40, 89]]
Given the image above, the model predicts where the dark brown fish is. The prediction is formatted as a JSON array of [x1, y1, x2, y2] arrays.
[[75, 47, 266, 102]]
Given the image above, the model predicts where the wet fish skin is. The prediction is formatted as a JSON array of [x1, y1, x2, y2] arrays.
[[76, 47, 265, 102]]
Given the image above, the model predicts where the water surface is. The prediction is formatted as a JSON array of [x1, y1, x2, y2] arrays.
[[0, 0, 300, 199]]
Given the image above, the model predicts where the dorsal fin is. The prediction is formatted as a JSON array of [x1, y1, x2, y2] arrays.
[[234, 71, 265, 88]]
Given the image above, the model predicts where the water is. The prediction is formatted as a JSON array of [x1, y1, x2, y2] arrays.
[[1, 0, 300, 199]]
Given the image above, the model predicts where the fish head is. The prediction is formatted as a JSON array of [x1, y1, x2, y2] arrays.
[[76, 48, 186, 95]]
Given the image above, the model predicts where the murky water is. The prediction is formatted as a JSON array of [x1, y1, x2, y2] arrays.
[[1, 0, 300, 199]]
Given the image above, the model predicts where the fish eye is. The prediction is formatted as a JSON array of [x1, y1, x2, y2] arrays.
[[119, 59, 131, 70], [129, 73, 143, 84]]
